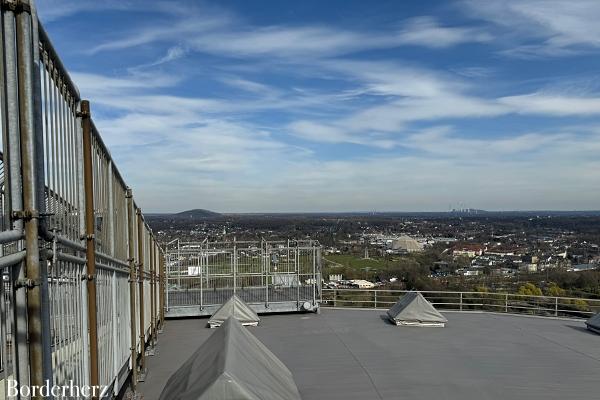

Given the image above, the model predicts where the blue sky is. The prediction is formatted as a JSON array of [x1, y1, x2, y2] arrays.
[[37, 0, 600, 212]]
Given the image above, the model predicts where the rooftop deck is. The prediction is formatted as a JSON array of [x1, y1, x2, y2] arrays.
[[138, 309, 600, 400]]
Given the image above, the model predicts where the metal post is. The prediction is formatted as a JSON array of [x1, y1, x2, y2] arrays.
[[136, 210, 146, 379], [2, 5, 30, 390], [312, 243, 316, 307], [374, 290, 377, 309], [150, 238, 156, 347], [16, 5, 50, 394], [159, 254, 165, 329], [460, 292, 463, 311], [126, 189, 137, 389], [199, 247, 203, 311], [29, 2, 53, 384], [505, 293, 509, 313], [233, 237, 237, 294], [80, 99, 100, 394], [554, 297, 558, 317]]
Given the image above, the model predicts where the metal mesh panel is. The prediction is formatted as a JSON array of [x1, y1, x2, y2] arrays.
[[166, 240, 322, 317]]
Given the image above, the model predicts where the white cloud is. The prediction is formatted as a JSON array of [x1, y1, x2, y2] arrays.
[[499, 93, 600, 116], [463, 0, 600, 57], [396, 16, 491, 48]]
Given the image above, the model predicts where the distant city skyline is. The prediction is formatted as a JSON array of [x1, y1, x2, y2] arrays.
[[38, 0, 600, 212]]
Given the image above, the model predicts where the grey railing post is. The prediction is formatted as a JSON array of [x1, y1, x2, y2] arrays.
[[505, 293, 509, 313], [460, 292, 463, 311], [555, 297, 558, 317], [2, 3, 30, 388], [136, 209, 146, 380], [17, 3, 52, 389], [334, 289, 337, 307], [126, 188, 138, 389], [374, 290, 377, 309]]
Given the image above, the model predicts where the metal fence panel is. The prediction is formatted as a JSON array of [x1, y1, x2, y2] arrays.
[[0, 2, 165, 397], [166, 240, 322, 317]]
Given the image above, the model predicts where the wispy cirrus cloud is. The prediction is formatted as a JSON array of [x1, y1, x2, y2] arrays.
[[462, 0, 600, 57]]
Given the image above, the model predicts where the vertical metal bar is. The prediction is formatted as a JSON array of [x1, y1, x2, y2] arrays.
[[29, 3, 53, 383], [505, 293, 508, 313], [554, 297, 558, 317], [312, 244, 316, 306], [159, 253, 165, 329], [233, 237, 237, 294], [460, 292, 463, 311], [107, 161, 114, 256], [136, 209, 146, 378], [199, 247, 203, 311], [1, 7, 30, 391], [126, 189, 137, 389], [150, 238, 155, 347], [374, 290, 377, 309], [111, 270, 119, 392], [16, 6, 48, 393], [80, 99, 100, 394]]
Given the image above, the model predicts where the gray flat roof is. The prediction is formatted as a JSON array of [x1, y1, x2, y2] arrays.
[[138, 309, 600, 400]]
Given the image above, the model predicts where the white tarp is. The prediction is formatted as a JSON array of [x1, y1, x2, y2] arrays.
[[387, 291, 448, 327], [159, 317, 302, 400], [208, 294, 260, 328], [586, 312, 600, 334]]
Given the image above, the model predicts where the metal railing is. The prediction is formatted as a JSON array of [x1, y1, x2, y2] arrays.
[[0, 1, 165, 398], [322, 289, 600, 319], [165, 239, 321, 317]]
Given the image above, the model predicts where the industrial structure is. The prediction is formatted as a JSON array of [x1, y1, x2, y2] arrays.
[[165, 239, 321, 317]]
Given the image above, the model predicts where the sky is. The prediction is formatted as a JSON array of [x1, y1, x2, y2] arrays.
[[36, 0, 600, 213]]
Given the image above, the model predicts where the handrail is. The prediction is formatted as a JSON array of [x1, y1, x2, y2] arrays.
[[321, 288, 600, 319]]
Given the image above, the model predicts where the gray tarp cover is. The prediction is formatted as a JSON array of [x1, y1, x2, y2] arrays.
[[387, 291, 448, 323], [159, 317, 302, 400], [586, 312, 600, 332], [208, 294, 260, 327]]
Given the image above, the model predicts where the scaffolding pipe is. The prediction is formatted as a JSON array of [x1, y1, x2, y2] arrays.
[[2, 6, 31, 390], [17, 5, 49, 394]]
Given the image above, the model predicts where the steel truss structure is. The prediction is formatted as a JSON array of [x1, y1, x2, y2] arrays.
[[165, 239, 321, 317], [0, 1, 165, 398]]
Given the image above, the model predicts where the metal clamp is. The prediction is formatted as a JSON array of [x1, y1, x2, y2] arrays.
[[12, 209, 40, 220], [16, 278, 39, 289]]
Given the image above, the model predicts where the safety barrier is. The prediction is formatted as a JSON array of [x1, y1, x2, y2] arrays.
[[322, 289, 600, 319], [0, 1, 164, 398]]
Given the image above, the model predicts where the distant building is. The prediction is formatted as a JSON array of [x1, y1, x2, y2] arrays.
[[452, 244, 484, 258], [390, 236, 423, 253], [349, 279, 376, 289]]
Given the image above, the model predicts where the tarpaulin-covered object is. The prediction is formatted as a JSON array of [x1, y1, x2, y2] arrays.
[[387, 291, 448, 327], [208, 294, 260, 328], [586, 312, 600, 334], [159, 317, 302, 400]]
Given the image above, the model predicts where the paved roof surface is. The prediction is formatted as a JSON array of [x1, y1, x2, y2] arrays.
[[137, 309, 600, 400]]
